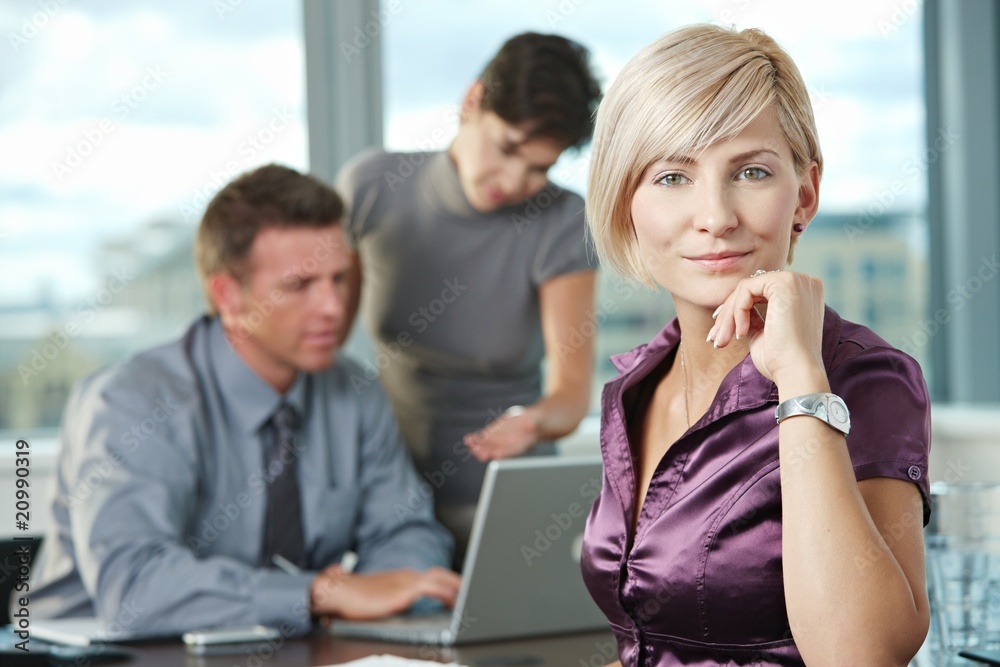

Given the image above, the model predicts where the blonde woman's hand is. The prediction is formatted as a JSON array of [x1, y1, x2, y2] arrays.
[[706, 270, 827, 389]]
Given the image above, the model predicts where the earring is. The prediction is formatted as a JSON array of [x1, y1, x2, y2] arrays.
[[793, 223, 804, 233]]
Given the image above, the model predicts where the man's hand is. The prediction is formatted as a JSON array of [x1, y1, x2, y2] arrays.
[[310, 565, 461, 621]]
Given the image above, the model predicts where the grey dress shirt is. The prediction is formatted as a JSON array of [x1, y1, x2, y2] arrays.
[[25, 316, 453, 636]]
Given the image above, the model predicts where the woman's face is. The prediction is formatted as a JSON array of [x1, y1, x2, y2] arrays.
[[449, 83, 565, 213], [629, 107, 818, 309]]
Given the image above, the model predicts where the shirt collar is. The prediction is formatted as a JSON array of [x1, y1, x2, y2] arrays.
[[426, 150, 558, 221], [609, 316, 779, 421], [208, 317, 308, 436], [613, 307, 844, 367], [427, 151, 483, 220], [609, 318, 679, 374]]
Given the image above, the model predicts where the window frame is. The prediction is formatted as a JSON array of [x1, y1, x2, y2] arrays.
[[306, 0, 1000, 404]]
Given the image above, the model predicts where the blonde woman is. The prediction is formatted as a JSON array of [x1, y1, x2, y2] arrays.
[[581, 25, 930, 666]]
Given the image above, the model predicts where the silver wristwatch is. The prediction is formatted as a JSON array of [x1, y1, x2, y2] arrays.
[[775, 392, 851, 436]]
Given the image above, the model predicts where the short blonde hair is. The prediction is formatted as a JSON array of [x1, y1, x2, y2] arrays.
[[587, 24, 822, 284]]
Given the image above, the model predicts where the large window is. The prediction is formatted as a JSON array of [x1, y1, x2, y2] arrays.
[[0, 1, 932, 431], [378, 0, 929, 404], [0, 2, 307, 430]]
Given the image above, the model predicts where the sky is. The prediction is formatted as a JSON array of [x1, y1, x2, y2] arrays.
[[0, 1, 307, 306], [382, 0, 926, 205], [0, 0, 925, 307]]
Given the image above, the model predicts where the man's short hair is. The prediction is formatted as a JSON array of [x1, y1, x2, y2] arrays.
[[478, 32, 602, 150], [194, 163, 344, 314]]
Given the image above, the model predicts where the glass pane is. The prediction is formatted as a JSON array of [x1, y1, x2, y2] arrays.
[[0, 2, 307, 430], [380, 0, 928, 405]]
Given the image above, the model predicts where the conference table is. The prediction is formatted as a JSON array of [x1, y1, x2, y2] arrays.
[[94, 631, 977, 666], [9, 619, 979, 665], [99, 629, 618, 666]]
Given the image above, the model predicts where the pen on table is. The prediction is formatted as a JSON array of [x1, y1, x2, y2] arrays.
[[272, 554, 303, 575]]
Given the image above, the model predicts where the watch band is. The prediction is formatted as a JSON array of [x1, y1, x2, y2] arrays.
[[775, 392, 851, 436]]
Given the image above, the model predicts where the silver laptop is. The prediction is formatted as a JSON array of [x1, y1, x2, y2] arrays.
[[330, 455, 607, 645]]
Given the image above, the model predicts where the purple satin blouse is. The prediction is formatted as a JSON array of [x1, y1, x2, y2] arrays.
[[581, 307, 931, 666]]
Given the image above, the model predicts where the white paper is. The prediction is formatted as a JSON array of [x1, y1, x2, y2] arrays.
[[320, 656, 467, 667], [30, 617, 138, 646]]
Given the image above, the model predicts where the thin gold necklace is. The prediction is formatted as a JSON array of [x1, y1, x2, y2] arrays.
[[679, 337, 690, 428]]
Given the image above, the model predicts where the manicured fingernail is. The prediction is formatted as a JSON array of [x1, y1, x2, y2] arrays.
[[712, 305, 722, 319]]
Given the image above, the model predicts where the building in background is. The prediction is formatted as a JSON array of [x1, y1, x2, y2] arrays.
[[796, 212, 927, 368], [1, 210, 926, 429], [591, 211, 929, 407], [0, 220, 201, 430]]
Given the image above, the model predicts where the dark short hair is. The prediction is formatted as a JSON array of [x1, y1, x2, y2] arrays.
[[478, 32, 601, 150], [194, 163, 344, 313]]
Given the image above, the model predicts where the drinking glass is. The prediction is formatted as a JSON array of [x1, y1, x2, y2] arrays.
[[925, 481, 1000, 659]]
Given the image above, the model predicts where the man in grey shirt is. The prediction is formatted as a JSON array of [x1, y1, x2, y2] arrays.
[[23, 164, 459, 637]]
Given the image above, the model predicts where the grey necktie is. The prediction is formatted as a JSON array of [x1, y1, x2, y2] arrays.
[[261, 402, 307, 569]]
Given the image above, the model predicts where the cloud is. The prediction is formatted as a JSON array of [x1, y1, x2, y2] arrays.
[[0, 2, 306, 306], [0, 0, 927, 307]]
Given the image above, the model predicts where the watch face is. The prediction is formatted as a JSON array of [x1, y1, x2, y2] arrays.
[[826, 396, 851, 435], [829, 399, 849, 423]]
